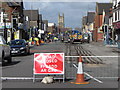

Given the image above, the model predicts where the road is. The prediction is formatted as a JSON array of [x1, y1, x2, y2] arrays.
[[1, 41, 119, 88]]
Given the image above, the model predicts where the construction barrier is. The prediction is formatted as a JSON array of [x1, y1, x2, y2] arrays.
[[1, 55, 118, 84], [65, 56, 118, 80], [33, 53, 65, 83]]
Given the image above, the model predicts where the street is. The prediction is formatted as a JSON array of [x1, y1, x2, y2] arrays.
[[1, 41, 119, 88], [1, 1, 120, 90]]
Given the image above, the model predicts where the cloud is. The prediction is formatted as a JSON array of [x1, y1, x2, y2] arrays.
[[23, 2, 98, 28]]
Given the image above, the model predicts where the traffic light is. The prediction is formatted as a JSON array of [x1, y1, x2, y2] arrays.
[[13, 18, 18, 30]]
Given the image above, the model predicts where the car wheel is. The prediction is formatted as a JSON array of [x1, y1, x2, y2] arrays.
[[24, 49, 28, 55], [28, 48, 30, 55], [7, 55, 12, 63]]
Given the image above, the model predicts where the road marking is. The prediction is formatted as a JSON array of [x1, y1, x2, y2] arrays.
[[73, 64, 103, 83], [95, 77, 118, 79], [31, 50, 63, 52], [1, 77, 63, 80], [65, 56, 119, 58]]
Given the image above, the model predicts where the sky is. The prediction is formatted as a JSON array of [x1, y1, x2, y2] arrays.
[[23, 0, 110, 29]]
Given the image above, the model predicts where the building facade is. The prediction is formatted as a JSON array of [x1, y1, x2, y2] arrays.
[[58, 13, 64, 28], [58, 13, 65, 34], [23, 10, 39, 38], [0, 1, 24, 42], [82, 16, 88, 33], [112, 0, 120, 48], [93, 3, 113, 42], [48, 23, 56, 33]]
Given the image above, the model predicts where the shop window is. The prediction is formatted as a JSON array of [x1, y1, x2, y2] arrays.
[[119, 10, 120, 21], [113, 12, 115, 22], [115, 12, 116, 22]]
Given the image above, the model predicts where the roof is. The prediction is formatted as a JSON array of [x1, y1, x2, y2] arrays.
[[82, 16, 87, 25], [7, 0, 23, 7], [87, 12, 95, 24], [23, 10, 39, 21], [96, 3, 113, 15]]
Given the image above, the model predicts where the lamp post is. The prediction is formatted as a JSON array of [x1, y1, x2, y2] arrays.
[[2, 8, 7, 42]]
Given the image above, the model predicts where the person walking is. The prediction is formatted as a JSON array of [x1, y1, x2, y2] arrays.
[[115, 34, 118, 45]]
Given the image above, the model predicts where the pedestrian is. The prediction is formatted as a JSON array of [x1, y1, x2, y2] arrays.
[[109, 37, 113, 45], [45, 37, 47, 43], [87, 34, 90, 43], [47, 36, 50, 43], [54, 37, 57, 42], [118, 77, 120, 81], [115, 34, 118, 45]]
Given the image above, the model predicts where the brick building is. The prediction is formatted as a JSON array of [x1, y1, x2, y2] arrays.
[[93, 3, 113, 42], [0, 1, 24, 41]]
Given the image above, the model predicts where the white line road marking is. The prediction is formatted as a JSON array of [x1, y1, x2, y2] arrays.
[[1, 77, 63, 80], [95, 77, 118, 79], [65, 56, 119, 58], [73, 64, 103, 83]]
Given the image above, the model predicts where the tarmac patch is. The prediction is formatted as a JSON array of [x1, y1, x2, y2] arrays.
[[85, 64, 106, 67]]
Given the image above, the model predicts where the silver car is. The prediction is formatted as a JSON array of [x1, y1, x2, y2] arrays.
[[0, 35, 12, 63]]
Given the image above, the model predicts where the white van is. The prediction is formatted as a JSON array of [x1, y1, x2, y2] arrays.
[[0, 35, 12, 63]]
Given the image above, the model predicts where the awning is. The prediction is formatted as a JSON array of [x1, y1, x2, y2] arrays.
[[113, 22, 120, 29]]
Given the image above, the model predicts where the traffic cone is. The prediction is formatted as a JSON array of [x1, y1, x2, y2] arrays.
[[36, 41, 40, 46], [71, 56, 89, 84]]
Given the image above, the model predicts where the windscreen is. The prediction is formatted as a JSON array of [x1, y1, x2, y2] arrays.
[[10, 40, 25, 46]]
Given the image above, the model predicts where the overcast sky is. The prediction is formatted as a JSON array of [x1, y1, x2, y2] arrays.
[[23, 1, 110, 29]]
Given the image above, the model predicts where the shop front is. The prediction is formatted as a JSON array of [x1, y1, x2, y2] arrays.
[[113, 22, 120, 49]]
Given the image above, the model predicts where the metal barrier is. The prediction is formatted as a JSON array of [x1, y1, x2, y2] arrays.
[[1, 55, 119, 83], [65, 56, 118, 80]]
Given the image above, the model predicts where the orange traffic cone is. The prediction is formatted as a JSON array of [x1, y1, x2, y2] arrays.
[[36, 41, 40, 46], [71, 56, 89, 84]]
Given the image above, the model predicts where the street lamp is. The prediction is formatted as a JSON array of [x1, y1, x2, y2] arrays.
[[2, 8, 7, 42]]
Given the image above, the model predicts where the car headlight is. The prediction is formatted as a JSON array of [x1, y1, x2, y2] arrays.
[[20, 47, 25, 50], [11, 48, 15, 51]]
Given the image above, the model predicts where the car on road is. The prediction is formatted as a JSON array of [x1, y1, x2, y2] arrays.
[[0, 35, 12, 63], [8, 39, 30, 55]]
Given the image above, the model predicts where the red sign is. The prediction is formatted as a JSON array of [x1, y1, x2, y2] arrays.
[[113, 22, 120, 29], [34, 53, 64, 74]]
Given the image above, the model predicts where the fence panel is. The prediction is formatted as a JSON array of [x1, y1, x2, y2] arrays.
[[65, 56, 118, 79]]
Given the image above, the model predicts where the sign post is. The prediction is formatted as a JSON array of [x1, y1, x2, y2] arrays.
[[33, 53, 64, 83]]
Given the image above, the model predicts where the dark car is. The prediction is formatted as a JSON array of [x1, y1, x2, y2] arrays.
[[8, 39, 30, 55]]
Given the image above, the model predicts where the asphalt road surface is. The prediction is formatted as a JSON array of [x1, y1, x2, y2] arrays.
[[1, 41, 119, 88]]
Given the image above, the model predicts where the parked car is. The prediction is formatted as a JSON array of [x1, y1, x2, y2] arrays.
[[0, 35, 12, 63], [8, 39, 30, 55]]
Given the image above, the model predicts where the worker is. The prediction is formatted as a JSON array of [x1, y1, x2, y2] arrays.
[[34, 37, 39, 46]]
